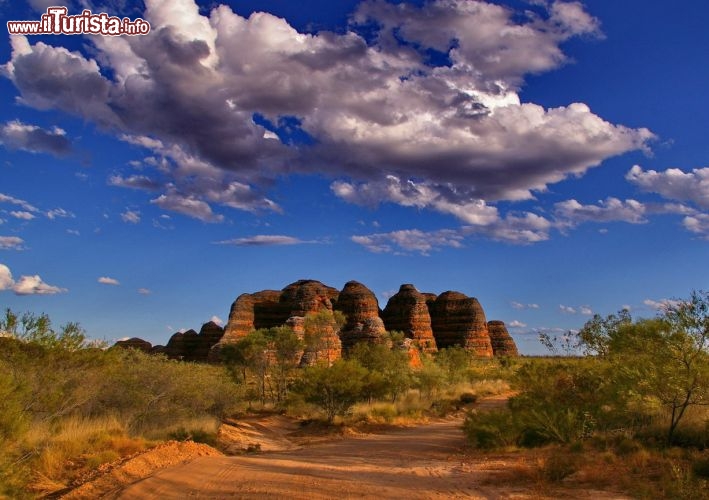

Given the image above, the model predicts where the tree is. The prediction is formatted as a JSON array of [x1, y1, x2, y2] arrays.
[[577, 309, 632, 357], [0, 308, 89, 351], [349, 338, 412, 402], [264, 326, 303, 403], [608, 310, 709, 443], [221, 331, 269, 405], [292, 359, 368, 423], [303, 310, 344, 365]]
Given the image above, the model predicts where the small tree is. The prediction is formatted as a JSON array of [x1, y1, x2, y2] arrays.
[[292, 359, 367, 423], [349, 338, 412, 402], [303, 310, 344, 365], [221, 331, 269, 405], [577, 309, 632, 357], [265, 326, 303, 403]]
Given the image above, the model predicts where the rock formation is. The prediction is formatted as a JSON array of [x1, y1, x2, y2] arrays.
[[221, 281, 338, 346], [222, 290, 282, 344], [487, 321, 519, 357], [335, 281, 387, 351], [114, 279, 520, 363], [429, 291, 493, 357], [114, 337, 152, 352], [382, 284, 437, 353], [165, 321, 224, 362], [279, 280, 339, 317]]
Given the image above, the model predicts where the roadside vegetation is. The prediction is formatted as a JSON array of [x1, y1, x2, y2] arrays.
[[464, 291, 709, 498], [0, 308, 510, 498], [8, 291, 707, 498]]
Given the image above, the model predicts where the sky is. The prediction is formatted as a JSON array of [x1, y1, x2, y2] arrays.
[[1, 0, 708, 354]]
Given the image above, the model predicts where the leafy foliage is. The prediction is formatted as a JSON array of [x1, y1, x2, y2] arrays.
[[292, 359, 369, 423]]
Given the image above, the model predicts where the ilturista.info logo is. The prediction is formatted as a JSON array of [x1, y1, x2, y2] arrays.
[[7, 6, 150, 36]]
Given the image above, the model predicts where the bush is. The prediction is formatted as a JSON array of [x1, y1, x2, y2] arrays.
[[463, 409, 519, 449], [292, 359, 368, 423]]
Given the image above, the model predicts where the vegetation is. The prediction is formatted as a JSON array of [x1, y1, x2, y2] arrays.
[[464, 290, 709, 497], [0, 309, 241, 498], [0, 307, 514, 497]]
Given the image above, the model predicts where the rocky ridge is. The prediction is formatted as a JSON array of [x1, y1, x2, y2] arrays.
[[114, 279, 519, 362]]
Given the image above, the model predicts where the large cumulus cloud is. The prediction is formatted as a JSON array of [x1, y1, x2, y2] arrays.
[[2, 0, 653, 230]]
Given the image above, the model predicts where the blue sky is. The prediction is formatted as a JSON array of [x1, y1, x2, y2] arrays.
[[1, 0, 708, 354]]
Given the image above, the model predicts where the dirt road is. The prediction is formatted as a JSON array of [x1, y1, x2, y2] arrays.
[[115, 417, 500, 499], [111, 409, 628, 500]]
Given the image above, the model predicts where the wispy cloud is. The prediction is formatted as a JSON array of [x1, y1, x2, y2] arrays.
[[10, 211, 35, 220], [643, 298, 681, 311], [0, 193, 39, 213], [351, 229, 464, 255], [214, 235, 314, 246], [98, 276, 120, 286], [121, 209, 141, 224], [0, 236, 25, 250], [511, 302, 540, 310]]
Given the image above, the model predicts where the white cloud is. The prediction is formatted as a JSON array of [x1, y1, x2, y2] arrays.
[[138, 288, 152, 295], [2, 1, 653, 225], [151, 192, 224, 223], [210, 315, 224, 326], [12, 275, 67, 295], [555, 197, 647, 226], [643, 298, 681, 311], [0, 264, 13, 290], [559, 304, 577, 314], [66, 229, 80, 236], [0, 236, 25, 250], [10, 211, 35, 220], [0, 120, 71, 156], [215, 235, 311, 246], [511, 302, 540, 310], [580, 306, 593, 316], [46, 208, 74, 220], [509, 320, 527, 328], [0, 193, 39, 213], [627, 165, 709, 209], [2, 264, 67, 295], [98, 276, 120, 286], [682, 213, 709, 239], [351, 229, 464, 255], [121, 209, 141, 224]]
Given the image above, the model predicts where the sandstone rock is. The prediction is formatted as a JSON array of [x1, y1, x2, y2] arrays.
[[422, 292, 438, 306], [165, 329, 201, 361], [429, 291, 493, 357], [487, 320, 519, 357], [335, 281, 385, 351], [382, 284, 437, 353], [222, 291, 282, 344], [280, 280, 339, 317], [114, 337, 152, 352], [150, 345, 168, 356]]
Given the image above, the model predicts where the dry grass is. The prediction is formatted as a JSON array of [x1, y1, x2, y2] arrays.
[[20, 415, 151, 496]]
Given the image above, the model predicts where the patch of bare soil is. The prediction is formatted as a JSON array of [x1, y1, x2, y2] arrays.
[[59, 441, 222, 499], [62, 395, 633, 499]]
